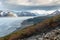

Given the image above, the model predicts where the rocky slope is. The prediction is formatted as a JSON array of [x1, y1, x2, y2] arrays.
[[24, 27, 60, 40], [21, 16, 51, 27]]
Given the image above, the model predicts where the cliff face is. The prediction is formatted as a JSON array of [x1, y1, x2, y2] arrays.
[[0, 15, 60, 40]]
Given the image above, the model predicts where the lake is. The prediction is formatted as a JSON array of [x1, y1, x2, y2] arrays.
[[0, 17, 34, 37]]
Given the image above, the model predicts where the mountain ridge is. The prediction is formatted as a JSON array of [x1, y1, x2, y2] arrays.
[[0, 10, 60, 17], [48, 10, 60, 16]]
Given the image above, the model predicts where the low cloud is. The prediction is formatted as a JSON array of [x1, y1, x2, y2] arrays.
[[0, 1, 5, 10]]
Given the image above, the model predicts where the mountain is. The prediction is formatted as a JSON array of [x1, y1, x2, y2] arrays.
[[17, 10, 46, 16], [0, 10, 3, 17], [21, 16, 51, 27], [0, 10, 17, 17], [0, 10, 50, 17], [17, 11, 38, 16], [49, 10, 60, 16], [6, 12, 18, 17], [0, 10, 42, 17], [1, 10, 60, 17], [0, 14, 60, 40]]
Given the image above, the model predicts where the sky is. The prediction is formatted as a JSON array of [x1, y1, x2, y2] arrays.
[[0, 0, 60, 11]]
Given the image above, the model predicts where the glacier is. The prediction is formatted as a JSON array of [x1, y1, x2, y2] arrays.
[[0, 17, 34, 37]]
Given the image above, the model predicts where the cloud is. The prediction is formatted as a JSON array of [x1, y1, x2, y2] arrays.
[[5, 0, 60, 6], [0, 1, 5, 10], [27, 10, 55, 14], [0, 0, 60, 11], [0, 1, 2, 5]]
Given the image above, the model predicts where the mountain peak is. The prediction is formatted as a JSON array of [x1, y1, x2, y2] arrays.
[[49, 10, 60, 16], [52, 10, 60, 14]]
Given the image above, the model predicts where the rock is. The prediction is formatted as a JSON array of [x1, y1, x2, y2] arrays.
[[43, 28, 60, 40], [22, 28, 60, 40]]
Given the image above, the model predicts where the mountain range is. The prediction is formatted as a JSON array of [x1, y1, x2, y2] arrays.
[[0, 10, 39, 17], [0, 10, 60, 17], [0, 11, 17, 17]]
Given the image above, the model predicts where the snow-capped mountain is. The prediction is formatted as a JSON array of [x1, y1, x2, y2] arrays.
[[0, 10, 40, 17], [17, 11, 37, 16], [0, 10, 18, 17], [1, 10, 59, 17], [6, 12, 18, 17], [49, 10, 60, 16]]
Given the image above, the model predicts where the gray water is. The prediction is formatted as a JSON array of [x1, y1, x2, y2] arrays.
[[0, 17, 34, 37]]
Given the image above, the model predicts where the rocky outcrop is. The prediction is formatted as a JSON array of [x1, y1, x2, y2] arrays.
[[22, 27, 60, 40]]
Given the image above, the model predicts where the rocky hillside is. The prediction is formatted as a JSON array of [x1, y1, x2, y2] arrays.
[[21, 16, 51, 27], [0, 14, 60, 40], [21, 10, 60, 27]]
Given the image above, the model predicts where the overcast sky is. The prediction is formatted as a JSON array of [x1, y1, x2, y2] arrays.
[[0, 0, 60, 11]]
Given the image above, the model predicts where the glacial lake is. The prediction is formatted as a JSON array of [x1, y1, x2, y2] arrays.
[[0, 17, 35, 37]]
